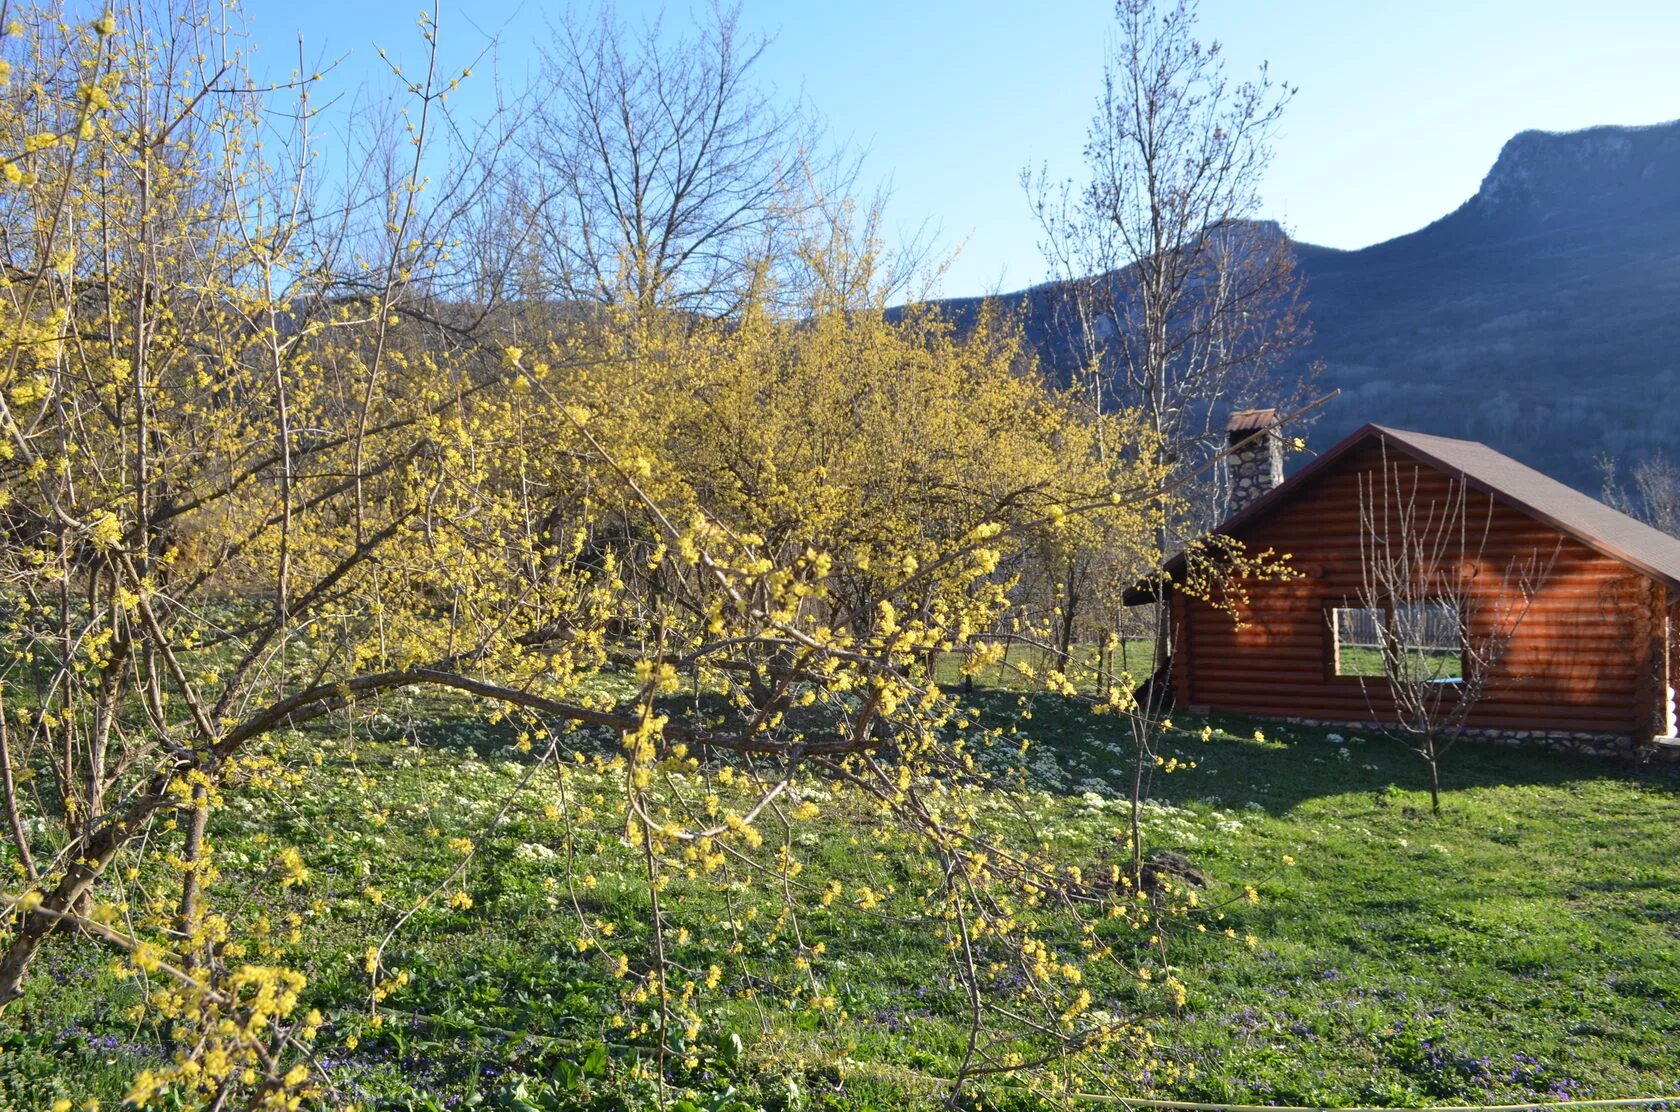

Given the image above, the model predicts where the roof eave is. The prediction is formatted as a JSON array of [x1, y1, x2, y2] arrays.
[[1126, 422, 1680, 605], [1366, 427, 1680, 594]]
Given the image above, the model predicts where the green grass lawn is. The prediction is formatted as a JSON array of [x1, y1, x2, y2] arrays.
[[12, 690, 1680, 1110]]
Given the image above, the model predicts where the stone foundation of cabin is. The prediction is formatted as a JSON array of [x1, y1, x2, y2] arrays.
[[1260, 715, 1676, 761]]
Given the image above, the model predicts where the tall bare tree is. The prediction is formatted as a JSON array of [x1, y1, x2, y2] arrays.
[[1600, 452, 1680, 537], [1024, 0, 1309, 541], [521, 3, 840, 316], [1349, 448, 1557, 815]]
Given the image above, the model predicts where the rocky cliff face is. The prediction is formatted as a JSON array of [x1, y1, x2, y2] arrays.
[[1461, 122, 1680, 224]]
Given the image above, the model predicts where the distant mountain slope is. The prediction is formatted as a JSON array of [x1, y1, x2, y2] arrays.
[[923, 119, 1680, 493]]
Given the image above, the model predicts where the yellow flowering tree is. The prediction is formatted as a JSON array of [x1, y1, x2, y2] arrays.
[[0, 4, 1276, 1107]]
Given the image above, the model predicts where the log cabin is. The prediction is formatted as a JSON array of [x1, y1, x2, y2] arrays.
[[1127, 415, 1680, 758]]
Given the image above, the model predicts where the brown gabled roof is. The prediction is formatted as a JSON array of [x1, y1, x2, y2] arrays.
[[1128, 423, 1680, 602]]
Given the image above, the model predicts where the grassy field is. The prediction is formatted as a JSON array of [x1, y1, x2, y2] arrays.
[[12, 688, 1680, 1110]]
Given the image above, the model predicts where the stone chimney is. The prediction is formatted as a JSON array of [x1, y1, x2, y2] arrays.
[[1226, 408, 1284, 516]]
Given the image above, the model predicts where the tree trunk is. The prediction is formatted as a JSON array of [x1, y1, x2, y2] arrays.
[[1424, 740, 1443, 818], [0, 781, 171, 1009], [1128, 742, 1146, 889], [0, 857, 106, 1008], [1057, 598, 1079, 672], [176, 783, 211, 971]]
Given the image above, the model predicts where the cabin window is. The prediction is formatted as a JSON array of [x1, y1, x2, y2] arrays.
[[1330, 607, 1389, 677], [1392, 601, 1464, 682], [1329, 601, 1463, 682]]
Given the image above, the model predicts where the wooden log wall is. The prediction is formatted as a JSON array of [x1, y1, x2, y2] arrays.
[[1175, 439, 1663, 737]]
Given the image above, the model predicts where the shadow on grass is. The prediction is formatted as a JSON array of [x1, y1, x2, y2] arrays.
[[949, 684, 1680, 815], [358, 679, 1680, 817]]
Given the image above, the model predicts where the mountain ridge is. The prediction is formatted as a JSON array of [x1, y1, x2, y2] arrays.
[[923, 118, 1680, 494]]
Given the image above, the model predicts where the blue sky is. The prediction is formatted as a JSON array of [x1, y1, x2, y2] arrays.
[[241, 0, 1680, 296]]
